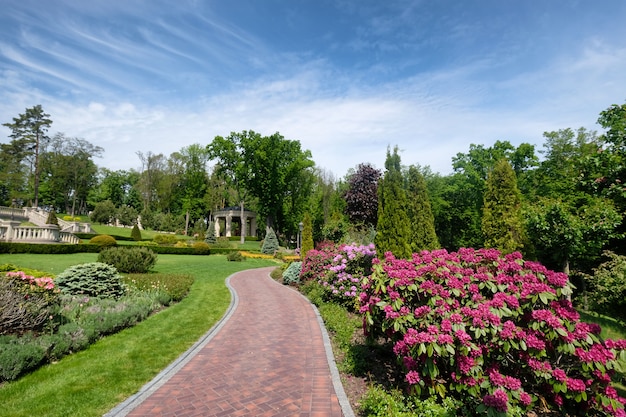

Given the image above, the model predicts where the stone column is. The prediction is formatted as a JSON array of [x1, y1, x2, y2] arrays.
[[225, 213, 232, 237]]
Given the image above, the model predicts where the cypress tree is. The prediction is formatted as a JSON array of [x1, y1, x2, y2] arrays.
[[301, 212, 314, 259], [46, 210, 59, 226], [482, 158, 525, 253], [131, 223, 142, 241], [406, 166, 439, 251], [374, 146, 412, 259]]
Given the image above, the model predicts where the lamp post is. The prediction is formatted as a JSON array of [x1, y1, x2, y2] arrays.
[[298, 221, 304, 255]]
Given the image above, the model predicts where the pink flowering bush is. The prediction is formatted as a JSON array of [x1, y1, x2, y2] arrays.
[[1, 271, 59, 334], [359, 248, 626, 417], [302, 242, 376, 310]]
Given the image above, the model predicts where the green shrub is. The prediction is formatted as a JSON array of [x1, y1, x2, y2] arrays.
[[300, 280, 325, 306], [360, 386, 458, 417], [174, 240, 188, 248], [88, 234, 117, 248], [226, 251, 244, 262], [1, 272, 59, 335], [192, 241, 210, 255], [124, 273, 194, 303], [46, 210, 59, 226], [211, 237, 232, 249], [0, 336, 46, 381], [585, 251, 626, 324], [136, 240, 158, 246], [130, 224, 142, 241], [205, 221, 217, 244], [270, 266, 284, 281], [261, 227, 279, 254], [97, 247, 158, 274], [0, 242, 100, 254], [282, 261, 302, 285], [55, 262, 127, 299], [153, 234, 178, 245]]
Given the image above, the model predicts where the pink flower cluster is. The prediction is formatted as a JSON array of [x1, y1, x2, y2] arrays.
[[358, 248, 626, 416], [5, 270, 55, 290], [303, 243, 375, 306]]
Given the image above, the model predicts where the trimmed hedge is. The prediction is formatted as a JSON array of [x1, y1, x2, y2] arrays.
[[227, 236, 260, 241], [0, 242, 218, 255]]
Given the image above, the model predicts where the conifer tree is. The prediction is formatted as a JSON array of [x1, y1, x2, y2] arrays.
[[261, 227, 279, 254], [131, 223, 142, 241], [45, 210, 59, 226], [482, 158, 525, 253], [301, 212, 314, 259], [375, 146, 412, 259], [406, 166, 439, 251], [205, 221, 217, 244]]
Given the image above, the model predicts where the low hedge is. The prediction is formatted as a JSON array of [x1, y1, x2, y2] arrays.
[[0, 243, 213, 255], [0, 243, 100, 254], [227, 236, 259, 241]]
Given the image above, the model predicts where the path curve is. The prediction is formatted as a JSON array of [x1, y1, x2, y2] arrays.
[[105, 267, 354, 417]]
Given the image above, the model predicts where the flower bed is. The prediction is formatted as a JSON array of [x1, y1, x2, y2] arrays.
[[358, 248, 626, 416]]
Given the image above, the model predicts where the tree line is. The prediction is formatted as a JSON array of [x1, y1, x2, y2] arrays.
[[2, 102, 626, 273]]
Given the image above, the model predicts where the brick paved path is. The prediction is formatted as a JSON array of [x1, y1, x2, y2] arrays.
[[107, 267, 349, 417]]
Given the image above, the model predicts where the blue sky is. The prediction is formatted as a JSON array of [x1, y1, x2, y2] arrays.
[[1, 0, 625, 178]]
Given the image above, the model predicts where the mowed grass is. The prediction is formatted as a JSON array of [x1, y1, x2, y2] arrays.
[[0, 253, 277, 417]]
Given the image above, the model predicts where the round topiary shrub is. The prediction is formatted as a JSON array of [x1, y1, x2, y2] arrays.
[[282, 261, 302, 285], [192, 241, 210, 255], [153, 234, 178, 245], [89, 234, 117, 248], [97, 247, 158, 274], [55, 262, 126, 299]]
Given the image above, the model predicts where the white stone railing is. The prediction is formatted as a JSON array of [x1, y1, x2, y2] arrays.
[[23, 207, 94, 233], [0, 221, 81, 244], [0, 207, 28, 221]]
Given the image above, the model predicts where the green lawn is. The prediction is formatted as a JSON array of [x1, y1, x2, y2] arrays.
[[0, 253, 277, 417]]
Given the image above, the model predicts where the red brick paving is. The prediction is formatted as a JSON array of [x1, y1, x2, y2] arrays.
[[124, 267, 344, 417]]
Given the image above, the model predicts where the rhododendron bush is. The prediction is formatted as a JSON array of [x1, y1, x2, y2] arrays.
[[301, 242, 375, 309], [359, 248, 626, 416]]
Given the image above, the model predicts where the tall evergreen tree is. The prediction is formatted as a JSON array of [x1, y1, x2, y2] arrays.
[[301, 212, 314, 259], [481, 159, 525, 254], [405, 166, 439, 251], [375, 146, 412, 259], [2, 105, 52, 207]]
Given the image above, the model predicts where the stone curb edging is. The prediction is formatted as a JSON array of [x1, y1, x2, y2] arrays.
[[104, 267, 355, 417]]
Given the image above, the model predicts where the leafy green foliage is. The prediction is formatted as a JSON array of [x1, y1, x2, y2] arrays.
[[261, 227, 279, 254], [585, 252, 626, 324], [481, 159, 525, 254], [55, 262, 127, 299], [226, 251, 244, 261], [282, 261, 302, 285], [88, 234, 117, 248], [90, 200, 116, 224], [116, 204, 138, 227], [192, 241, 210, 254], [130, 224, 142, 241], [153, 234, 179, 245], [97, 247, 157, 274], [360, 385, 458, 417], [207, 130, 315, 234], [375, 146, 411, 259]]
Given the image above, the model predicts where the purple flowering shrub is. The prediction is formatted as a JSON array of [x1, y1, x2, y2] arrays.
[[301, 243, 376, 310], [359, 248, 626, 416]]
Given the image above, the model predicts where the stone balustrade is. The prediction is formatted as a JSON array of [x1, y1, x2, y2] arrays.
[[0, 221, 81, 244], [0, 206, 86, 244]]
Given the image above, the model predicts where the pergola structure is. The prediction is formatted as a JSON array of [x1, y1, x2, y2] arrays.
[[213, 206, 258, 238]]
